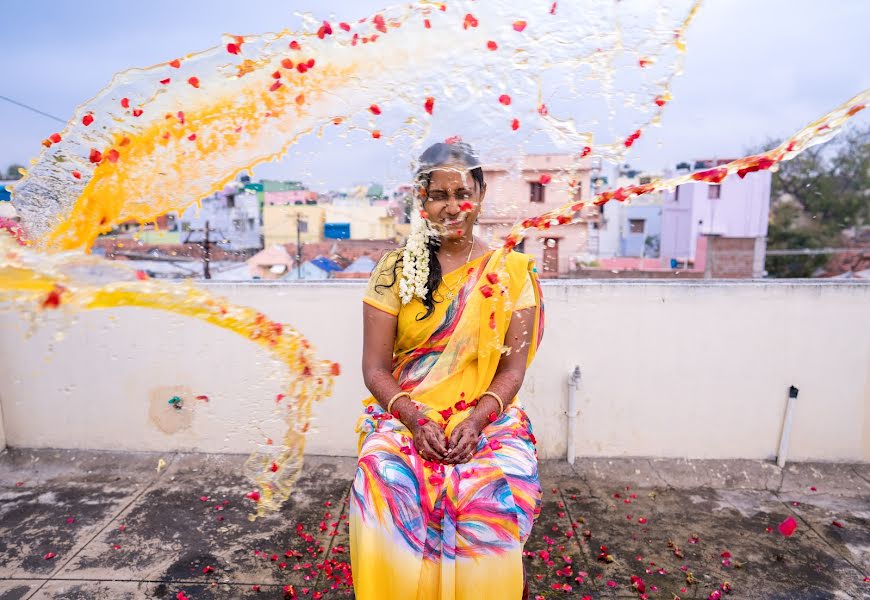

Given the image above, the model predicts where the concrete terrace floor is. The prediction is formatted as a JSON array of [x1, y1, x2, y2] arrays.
[[1, 450, 868, 600]]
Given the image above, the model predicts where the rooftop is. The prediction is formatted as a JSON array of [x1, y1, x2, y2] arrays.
[[1, 449, 868, 599]]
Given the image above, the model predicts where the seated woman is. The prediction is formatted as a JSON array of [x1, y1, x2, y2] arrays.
[[350, 140, 545, 600]]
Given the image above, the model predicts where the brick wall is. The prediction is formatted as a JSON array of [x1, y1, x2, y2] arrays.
[[706, 236, 757, 278]]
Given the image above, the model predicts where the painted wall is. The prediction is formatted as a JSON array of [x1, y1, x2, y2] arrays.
[[262, 205, 325, 246], [620, 204, 663, 257], [1, 281, 868, 462]]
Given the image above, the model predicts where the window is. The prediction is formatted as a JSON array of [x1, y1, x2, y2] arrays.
[[639, 176, 652, 185], [297, 218, 308, 233], [708, 184, 721, 199], [226, 195, 235, 208], [529, 182, 545, 203], [629, 219, 645, 234], [181, 222, 191, 232]]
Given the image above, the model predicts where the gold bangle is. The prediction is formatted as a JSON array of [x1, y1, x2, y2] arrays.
[[480, 390, 504, 414], [387, 391, 412, 414]]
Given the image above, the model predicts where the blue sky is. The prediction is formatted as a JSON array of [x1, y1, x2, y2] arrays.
[[2, 0, 868, 189]]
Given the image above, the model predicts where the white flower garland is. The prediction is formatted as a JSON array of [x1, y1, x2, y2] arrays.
[[399, 204, 437, 305]]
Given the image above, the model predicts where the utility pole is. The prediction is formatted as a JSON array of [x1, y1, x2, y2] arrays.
[[184, 219, 221, 280], [203, 219, 211, 279], [296, 212, 306, 279]]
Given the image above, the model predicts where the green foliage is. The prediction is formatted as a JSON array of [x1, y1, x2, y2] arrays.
[[763, 124, 869, 277]]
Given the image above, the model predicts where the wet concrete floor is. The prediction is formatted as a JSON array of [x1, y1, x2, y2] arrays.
[[1, 449, 868, 599]]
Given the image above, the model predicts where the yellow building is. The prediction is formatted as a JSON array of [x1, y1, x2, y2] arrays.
[[324, 204, 397, 241], [262, 205, 325, 247]]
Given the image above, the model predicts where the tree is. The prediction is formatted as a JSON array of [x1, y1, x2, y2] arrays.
[[763, 124, 869, 277], [4, 164, 25, 180]]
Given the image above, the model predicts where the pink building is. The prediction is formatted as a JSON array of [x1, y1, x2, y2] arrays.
[[479, 154, 598, 276], [265, 190, 318, 205]]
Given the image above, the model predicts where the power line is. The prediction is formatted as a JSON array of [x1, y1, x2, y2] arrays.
[[0, 95, 67, 125]]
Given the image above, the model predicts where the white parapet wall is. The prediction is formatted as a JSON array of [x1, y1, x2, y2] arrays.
[[0, 280, 868, 462]]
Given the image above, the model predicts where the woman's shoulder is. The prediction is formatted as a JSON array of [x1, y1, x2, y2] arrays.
[[504, 248, 536, 274], [369, 248, 403, 286]]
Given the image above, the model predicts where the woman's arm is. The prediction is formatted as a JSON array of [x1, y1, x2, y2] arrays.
[[445, 306, 536, 462], [362, 303, 448, 460]]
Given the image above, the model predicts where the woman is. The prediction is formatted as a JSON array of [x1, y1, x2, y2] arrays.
[[350, 141, 545, 600]]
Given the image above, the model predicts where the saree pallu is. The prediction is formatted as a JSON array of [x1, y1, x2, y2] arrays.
[[351, 248, 545, 600]]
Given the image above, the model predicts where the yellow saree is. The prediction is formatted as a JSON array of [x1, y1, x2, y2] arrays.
[[350, 247, 545, 600]]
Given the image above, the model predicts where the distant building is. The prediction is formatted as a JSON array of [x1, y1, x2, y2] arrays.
[[597, 169, 664, 260], [178, 182, 261, 251], [263, 205, 325, 247], [479, 154, 599, 276], [661, 169, 771, 277]]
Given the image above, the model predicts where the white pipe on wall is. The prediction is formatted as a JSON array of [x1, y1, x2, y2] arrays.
[[566, 366, 581, 465], [776, 386, 799, 468]]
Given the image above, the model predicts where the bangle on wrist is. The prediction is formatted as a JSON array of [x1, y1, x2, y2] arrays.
[[480, 390, 505, 414], [387, 391, 412, 414]]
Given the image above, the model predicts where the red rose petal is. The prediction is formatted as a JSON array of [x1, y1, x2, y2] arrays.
[[369, 104, 381, 115], [169, 59, 181, 68], [120, 98, 130, 108], [487, 40, 498, 51], [511, 118, 520, 131], [539, 174, 552, 185], [424, 97, 435, 115], [498, 94, 511, 106], [778, 515, 798, 537], [187, 77, 200, 88], [82, 114, 94, 126], [89, 149, 102, 164]]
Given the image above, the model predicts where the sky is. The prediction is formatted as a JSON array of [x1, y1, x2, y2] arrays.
[[2, 0, 868, 190]]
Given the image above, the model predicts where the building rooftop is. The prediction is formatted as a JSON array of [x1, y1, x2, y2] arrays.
[[1, 449, 868, 599]]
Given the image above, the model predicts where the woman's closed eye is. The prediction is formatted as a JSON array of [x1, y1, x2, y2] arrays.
[[428, 190, 473, 202]]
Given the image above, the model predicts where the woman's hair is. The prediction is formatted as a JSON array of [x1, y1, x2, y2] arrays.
[[376, 141, 486, 320]]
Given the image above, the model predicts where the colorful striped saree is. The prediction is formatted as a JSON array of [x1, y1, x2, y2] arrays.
[[351, 247, 545, 600]]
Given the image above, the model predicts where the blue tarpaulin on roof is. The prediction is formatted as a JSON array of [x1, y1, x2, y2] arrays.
[[310, 256, 343, 272]]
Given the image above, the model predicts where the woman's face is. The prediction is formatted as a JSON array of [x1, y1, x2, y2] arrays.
[[420, 166, 486, 241]]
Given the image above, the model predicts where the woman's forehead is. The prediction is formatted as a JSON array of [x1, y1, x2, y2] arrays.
[[426, 167, 473, 188]]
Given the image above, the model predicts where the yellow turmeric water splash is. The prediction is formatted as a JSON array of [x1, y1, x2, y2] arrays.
[[0, 232, 338, 517], [13, 0, 701, 250]]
